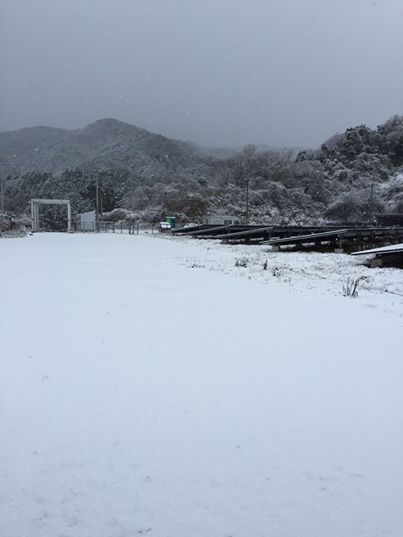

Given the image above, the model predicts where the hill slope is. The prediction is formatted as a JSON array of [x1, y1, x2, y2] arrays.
[[0, 119, 216, 179]]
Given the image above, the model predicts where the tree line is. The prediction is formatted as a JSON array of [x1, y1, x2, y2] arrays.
[[3, 116, 403, 227]]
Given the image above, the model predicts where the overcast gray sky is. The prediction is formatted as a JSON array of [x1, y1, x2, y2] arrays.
[[1, 0, 402, 148]]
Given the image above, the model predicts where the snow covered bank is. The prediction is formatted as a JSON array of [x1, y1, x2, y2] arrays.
[[170, 235, 403, 316], [1, 233, 402, 537]]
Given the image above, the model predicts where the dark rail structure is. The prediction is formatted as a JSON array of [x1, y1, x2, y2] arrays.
[[173, 221, 403, 253], [266, 227, 403, 252]]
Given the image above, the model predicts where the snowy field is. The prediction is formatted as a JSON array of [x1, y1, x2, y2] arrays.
[[1, 232, 403, 537]]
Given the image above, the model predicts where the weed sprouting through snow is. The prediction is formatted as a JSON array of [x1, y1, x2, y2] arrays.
[[343, 276, 367, 297]]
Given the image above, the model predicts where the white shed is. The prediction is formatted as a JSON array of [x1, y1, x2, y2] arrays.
[[202, 215, 239, 226], [79, 211, 96, 231]]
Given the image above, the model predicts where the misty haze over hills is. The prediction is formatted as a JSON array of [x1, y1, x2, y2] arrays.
[[1, 115, 403, 226], [3, 0, 403, 148]]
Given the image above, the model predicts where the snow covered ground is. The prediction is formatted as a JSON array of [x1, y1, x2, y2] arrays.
[[1, 232, 402, 537], [171, 235, 403, 317]]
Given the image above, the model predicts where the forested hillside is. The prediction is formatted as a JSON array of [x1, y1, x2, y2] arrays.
[[2, 116, 403, 225]]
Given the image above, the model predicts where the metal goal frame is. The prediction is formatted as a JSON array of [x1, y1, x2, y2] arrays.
[[31, 199, 72, 232]]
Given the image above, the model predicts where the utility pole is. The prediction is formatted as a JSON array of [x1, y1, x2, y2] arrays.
[[95, 177, 104, 231], [369, 182, 375, 224], [99, 182, 103, 220], [245, 178, 249, 224], [0, 176, 4, 213], [95, 179, 99, 231]]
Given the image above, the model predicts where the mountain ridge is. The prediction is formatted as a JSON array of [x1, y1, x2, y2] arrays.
[[0, 118, 218, 179]]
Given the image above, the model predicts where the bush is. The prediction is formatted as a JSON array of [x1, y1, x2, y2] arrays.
[[325, 194, 362, 222]]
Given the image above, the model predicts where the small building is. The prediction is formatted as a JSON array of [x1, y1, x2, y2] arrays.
[[78, 211, 96, 232], [202, 215, 240, 226], [159, 216, 177, 233]]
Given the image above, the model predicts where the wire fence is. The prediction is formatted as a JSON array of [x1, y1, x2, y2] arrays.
[[94, 221, 158, 234]]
